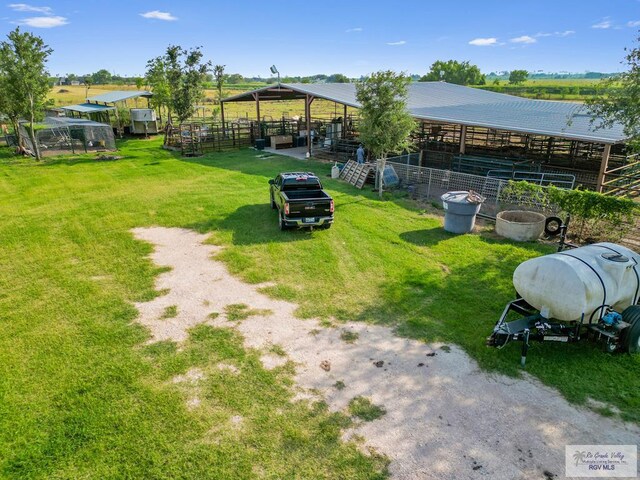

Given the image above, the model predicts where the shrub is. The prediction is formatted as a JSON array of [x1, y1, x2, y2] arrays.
[[499, 181, 638, 242]]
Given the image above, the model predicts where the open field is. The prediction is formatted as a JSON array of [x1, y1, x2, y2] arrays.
[[48, 84, 352, 120], [1, 139, 638, 477], [477, 78, 618, 101]]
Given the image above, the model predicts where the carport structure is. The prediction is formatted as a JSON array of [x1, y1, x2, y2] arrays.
[[62, 90, 153, 135], [221, 82, 632, 193]]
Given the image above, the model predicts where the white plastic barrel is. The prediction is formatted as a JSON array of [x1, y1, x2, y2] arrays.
[[513, 242, 640, 321], [331, 163, 340, 179]]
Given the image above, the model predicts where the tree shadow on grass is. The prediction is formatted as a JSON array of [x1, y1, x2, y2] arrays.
[[399, 227, 454, 247], [186, 203, 317, 246], [347, 237, 640, 419]]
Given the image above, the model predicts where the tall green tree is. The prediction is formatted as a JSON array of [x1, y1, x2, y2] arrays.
[[145, 56, 171, 123], [328, 73, 350, 83], [356, 70, 415, 198], [146, 45, 211, 125], [587, 34, 640, 144], [213, 64, 225, 103], [420, 60, 485, 85], [91, 69, 112, 85], [0, 27, 52, 160], [508, 69, 528, 85]]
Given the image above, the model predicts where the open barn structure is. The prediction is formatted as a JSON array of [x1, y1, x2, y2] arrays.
[[60, 90, 155, 136], [219, 82, 636, 195]]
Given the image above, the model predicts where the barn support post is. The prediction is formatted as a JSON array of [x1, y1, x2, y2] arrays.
[[305, 94, 315, 157], [460, 125, 467, 154], [220, 101, 226, 135], [113, 106, 122, 139], [252, 92, 261, 141], [596, 143, 612, 193], [343, 104, 347, 139]]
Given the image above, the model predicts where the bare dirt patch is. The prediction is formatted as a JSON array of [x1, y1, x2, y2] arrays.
[[132, 227, 640, 480]]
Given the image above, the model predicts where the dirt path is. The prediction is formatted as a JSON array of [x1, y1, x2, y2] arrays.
[[132, 227, 639, 480]]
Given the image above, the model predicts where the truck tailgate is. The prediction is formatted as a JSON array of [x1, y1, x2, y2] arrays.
[[288, 199, 332, 217]]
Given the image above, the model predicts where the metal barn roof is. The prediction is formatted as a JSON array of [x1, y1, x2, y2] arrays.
[[86, 90, 152, 103], [45, 117, 112, 127], [222, 82, 626, 144], [60, 103, 116, 113]]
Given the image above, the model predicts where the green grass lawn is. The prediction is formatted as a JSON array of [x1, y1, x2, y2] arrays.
[[1, 138, 638, 478]]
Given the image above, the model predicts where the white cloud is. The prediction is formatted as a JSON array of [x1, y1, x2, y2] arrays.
[[628, 20, 640, 27], [7, 3, 52, 14], [140, 10, 177, 21], [346, 27, 362, 33], [386, 40, 406, 46], [510, 35, 536, 44], [469, 37, 498, 46], [15, 15, 66, 27], [535, 30, 575, 38], [592, 18, 613, 29]]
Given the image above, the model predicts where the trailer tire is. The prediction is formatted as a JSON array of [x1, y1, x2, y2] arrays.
[[621, 305, 640, 354], [270, 192, 276, 209], [544, 216, 563, 236]]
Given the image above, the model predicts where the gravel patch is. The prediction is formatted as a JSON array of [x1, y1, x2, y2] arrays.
[[132, 227, 640, 480]]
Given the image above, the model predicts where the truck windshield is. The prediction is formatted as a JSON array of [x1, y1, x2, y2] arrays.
[[282, 178, 321, 190]]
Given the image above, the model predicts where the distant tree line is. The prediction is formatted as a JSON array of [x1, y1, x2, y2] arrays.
[[52, 66, 623, 89]]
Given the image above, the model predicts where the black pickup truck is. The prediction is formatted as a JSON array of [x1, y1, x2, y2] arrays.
[[269, 172, 334, 230]]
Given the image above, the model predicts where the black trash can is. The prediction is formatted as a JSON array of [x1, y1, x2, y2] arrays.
[[255, 138, 265, 150]]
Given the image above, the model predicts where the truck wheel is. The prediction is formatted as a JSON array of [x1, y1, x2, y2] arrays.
[[621, 305, 640, 354], [278, 214, 288, 231], [321, 223, 332, 230], [270, 193, 276, 210]]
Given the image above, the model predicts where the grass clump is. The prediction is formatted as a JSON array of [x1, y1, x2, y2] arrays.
[[224, 303, 272, 321], [161, 305, 178, 319], [268, 344, 287, 357], [334, 380, 346, 390], [207, 312, 220, 320], [340, 330, 359, 344], [348, 396, 386, 422]]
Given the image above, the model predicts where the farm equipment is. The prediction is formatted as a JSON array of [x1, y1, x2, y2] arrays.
[[488, 217, 640, 367]]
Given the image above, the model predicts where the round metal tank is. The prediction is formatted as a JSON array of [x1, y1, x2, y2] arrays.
[[513, 243, 640, 321]]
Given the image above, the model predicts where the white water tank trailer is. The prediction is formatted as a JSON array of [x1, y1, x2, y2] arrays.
[[514, 243, 640, 321], [490, 241, 640, 366]]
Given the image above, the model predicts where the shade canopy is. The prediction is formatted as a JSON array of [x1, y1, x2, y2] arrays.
[[222, 82, 627, 144]]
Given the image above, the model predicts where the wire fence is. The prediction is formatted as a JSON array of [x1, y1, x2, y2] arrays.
[[386, 154, 556, 217]]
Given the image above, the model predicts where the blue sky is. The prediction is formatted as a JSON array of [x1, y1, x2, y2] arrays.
[[1, 1, 639, 77]]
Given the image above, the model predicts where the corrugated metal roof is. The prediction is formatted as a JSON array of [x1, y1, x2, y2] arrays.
[[45, 117, 111, 127], [60, 103, 116, 113], [223, 82, 626, 144], [86, 90, 152, 103]]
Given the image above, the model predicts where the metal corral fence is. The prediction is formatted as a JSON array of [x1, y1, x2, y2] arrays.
[[387, 159, 503, 216], [386, 154, 560, 217], [165, 121, 255, 156]]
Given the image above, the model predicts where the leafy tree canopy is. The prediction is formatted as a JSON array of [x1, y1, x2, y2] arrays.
[[91, 69, 112, 85], [327, 73, 350, 83], [146, 45, 211, 123], [420, 60, 485, 85], [508, 69, 528, 85], [356, 70, 415, 197], [587, 34, 640, 144], [0, 27, 52, 159]]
